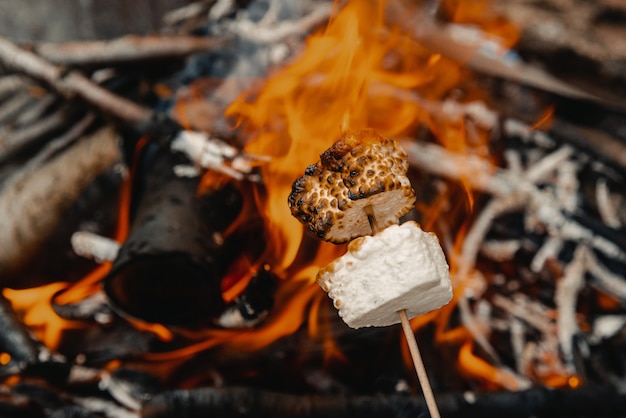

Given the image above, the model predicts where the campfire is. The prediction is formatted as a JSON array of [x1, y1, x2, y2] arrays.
[[1, 0, 626, 416]]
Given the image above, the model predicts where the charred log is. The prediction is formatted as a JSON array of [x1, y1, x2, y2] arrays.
[[0, 293, 40, 374], [48, 406, 97, 418], [216, 265, 278, 329], [141, 385, 626, 418], [104, 142, 243, 327]]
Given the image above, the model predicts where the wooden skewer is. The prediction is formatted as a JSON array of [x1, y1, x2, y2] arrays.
[[398, 309, 442, 418], [364, 204, 442, 418]]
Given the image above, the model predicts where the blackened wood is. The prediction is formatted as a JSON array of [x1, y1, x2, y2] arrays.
[[49, 406, 97, 418], [0, 293, 39, 372], [0, 297, 72, 385], [104, 142, 243, 327], [217, 266, 277, 328], [0, 400, 45, 418], [141, 385, 626, 418]]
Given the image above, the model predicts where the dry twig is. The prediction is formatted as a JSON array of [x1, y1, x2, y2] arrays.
[[0, 36, 153, 126], [33, 35, 230, 67]]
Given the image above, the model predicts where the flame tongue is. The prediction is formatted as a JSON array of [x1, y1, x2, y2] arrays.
[[226, 0, 472, 273]]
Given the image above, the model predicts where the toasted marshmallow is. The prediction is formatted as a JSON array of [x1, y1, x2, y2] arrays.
[[317, 221, 452, 328], [288, 129, 415, 243]]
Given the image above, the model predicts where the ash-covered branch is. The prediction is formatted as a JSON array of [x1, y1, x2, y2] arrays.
[[0, 126, 122, 277], [71, 231, 120, 264], [0, 35, 266, 180], [32, 35, 230, 67], [0, 36, 153, 126], [403, 140, 626, 265]]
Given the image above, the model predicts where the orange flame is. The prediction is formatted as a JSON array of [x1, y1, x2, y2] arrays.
[[3, 283, 89, 350], [225, 0, 472, 274], [458, 340, 523, 390], [441, 0, 519, 48]]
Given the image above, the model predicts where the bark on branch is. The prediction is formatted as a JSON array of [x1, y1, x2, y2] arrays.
[[0, 36, 153, 127], [32, 34, 230, 67]]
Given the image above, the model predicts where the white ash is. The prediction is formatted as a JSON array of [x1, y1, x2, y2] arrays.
[[317, 221, 452, 329], [555, 160, 580, 212], [530, 236, 563, 273], [588, 315, 626, 344], [215, 304, 268, 329], [523, 146, 573, 184], [230, 1, 333, 44], [71, 396, 138, 418], [67, 364, 103, 385], [480, 239, 521, 262], [585, 247, 626, 303], [458, 292, 500, 363], [163, 1, 211, 27], [171, 130, 269, 180], [401, 93, 626, 385], [503, 149, 523, 174], [509, 317, 525, 373], [492, 293, 569, 382], [596, 178, 622, 228], [555, 245, 587, 372], [455, 191, 527, 282], [71, 231, 120, 263], [405, 140, 626, 265], [173, 164, 200, 178]]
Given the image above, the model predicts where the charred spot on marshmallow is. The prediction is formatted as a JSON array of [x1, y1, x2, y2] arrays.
[[288, 129, 416, 243]]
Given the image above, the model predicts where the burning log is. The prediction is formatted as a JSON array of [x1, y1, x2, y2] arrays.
[[104, 142, 243, 327], [0, 125, 121, 278]]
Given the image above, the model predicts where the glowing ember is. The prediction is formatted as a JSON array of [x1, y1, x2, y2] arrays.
[[3, 283, 89, 350]]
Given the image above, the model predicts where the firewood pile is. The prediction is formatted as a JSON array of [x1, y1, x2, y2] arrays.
[[1, 0, 626, 417]]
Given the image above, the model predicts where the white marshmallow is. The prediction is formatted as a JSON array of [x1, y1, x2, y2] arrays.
[[317, 221, 452, 328]]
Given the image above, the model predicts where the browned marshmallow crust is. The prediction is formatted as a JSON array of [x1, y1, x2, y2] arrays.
[[288, 129, 415, 243]]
